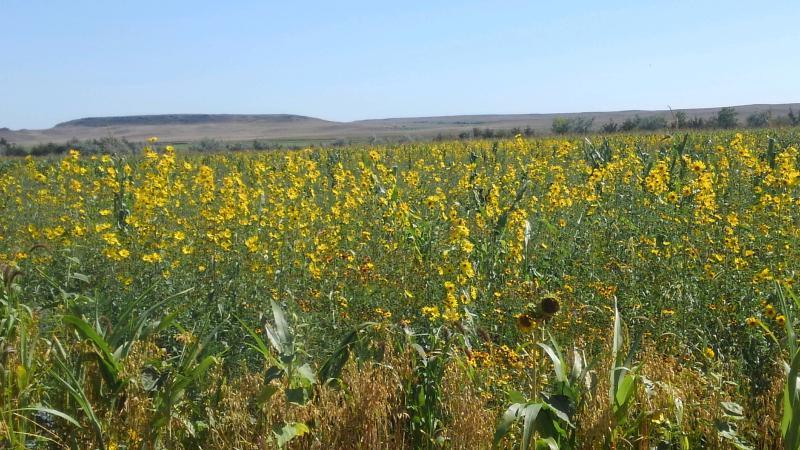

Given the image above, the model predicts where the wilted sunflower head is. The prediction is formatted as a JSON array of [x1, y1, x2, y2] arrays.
[[540, 294, 560, 316], [516, 314, 535, 333]]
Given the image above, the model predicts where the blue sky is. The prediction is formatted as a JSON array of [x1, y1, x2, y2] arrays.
[[2, 0, 799, 129]]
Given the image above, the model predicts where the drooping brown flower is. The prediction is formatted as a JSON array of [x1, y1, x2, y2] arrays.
[[516, 314, 534, 333], [539, 294, 560, 319]]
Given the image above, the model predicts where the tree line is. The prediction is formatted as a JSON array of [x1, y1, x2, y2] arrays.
[[552, 107, 800, 135], [0, 137, 140, 157]]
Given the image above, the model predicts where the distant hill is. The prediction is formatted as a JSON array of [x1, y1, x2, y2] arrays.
[[2, 104, 799, 146], [54, 114, 319, 128]]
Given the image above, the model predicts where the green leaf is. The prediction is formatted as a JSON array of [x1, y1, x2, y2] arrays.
[[15, 364, 28, 390], [535, 437, 559, 450], [265, 366, 284, 384], [70, 272, 90, 283], [21, 405, 81, 428], [50, 359, 106, 450], [63, 315, 114, 358], [538, 342, 566, 383], [141, 368, 160, 392], [784, 346, 800, 447], [255, 384, 279, 405], [319, 328, 358, 383], [721, 401, 744, 419], [271, 300, 291, 348], [286, 387, 308, 405], [570, 348, 584, 384], [295, 363, 317, 387], [238, 316, 277, 363], [716, 420, 754, 450], [610, 301, 623, 403], [274, 421, 310, 447], [521, 403, 543, 450], [494, 403, 524, 446], [782, 284, 799, 359], [542, 394, 573, 426], [166, 355, 218, 407], [508, 391, 527, 404], [318, 322, 375, 384], [191, 355, 217, 380], [615, 372, 636, 407], [63, 314, 123, 389]]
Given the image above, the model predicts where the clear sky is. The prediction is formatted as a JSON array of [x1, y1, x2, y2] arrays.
[[2, 0, 799, 129]]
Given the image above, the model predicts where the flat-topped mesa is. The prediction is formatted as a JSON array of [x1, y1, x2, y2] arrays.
[[54, 114, 321, 128]]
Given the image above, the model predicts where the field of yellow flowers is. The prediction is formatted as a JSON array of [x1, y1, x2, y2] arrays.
[[3, 129, 800, 448]]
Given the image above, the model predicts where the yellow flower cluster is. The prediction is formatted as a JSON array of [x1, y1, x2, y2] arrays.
[[0, 129, 797, 340]]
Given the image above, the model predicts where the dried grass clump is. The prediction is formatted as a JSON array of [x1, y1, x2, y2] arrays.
[[205, 370, 265, 449], [299, 359, 408, 449], [575, 342, 785, 449], [640, 349, 783, 448], [439, 361, 494, 449], [741, 361, 784, 449], [574, 343, 615, 449], [640, 352, 722, 433], [108, 340, 161, 447], [200, 343, 411, 449]]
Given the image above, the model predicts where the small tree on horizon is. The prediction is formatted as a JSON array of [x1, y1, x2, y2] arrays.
[[788, 108, 800, 126], [601, 120, 619, 133], [674, 111, 687, 129], [746, 111, 770, 128], [551, 117, 571, 134], [717, 107, 739, 129]]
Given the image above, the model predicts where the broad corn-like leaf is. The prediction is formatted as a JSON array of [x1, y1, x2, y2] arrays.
[[570, 348, 584, 384], [19, 405, 81, 428], [62, 315, 115, 359], [319, 328, 359, 383], [494, 402, 525, 446], [784, 346, 800, 448], [237, 316, 273, 360], [610, 301, 623, 408], [536, 437, 559, 450], [50, 360, 106, 449], [614, 371, 637, 422], [319, 322, 375, 384], [538, 343, 566, 383], [63, 314, 124, 389], [542, 394, 573, 426], [521, 403, 542, 450], [271, 300, 292, 351]]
